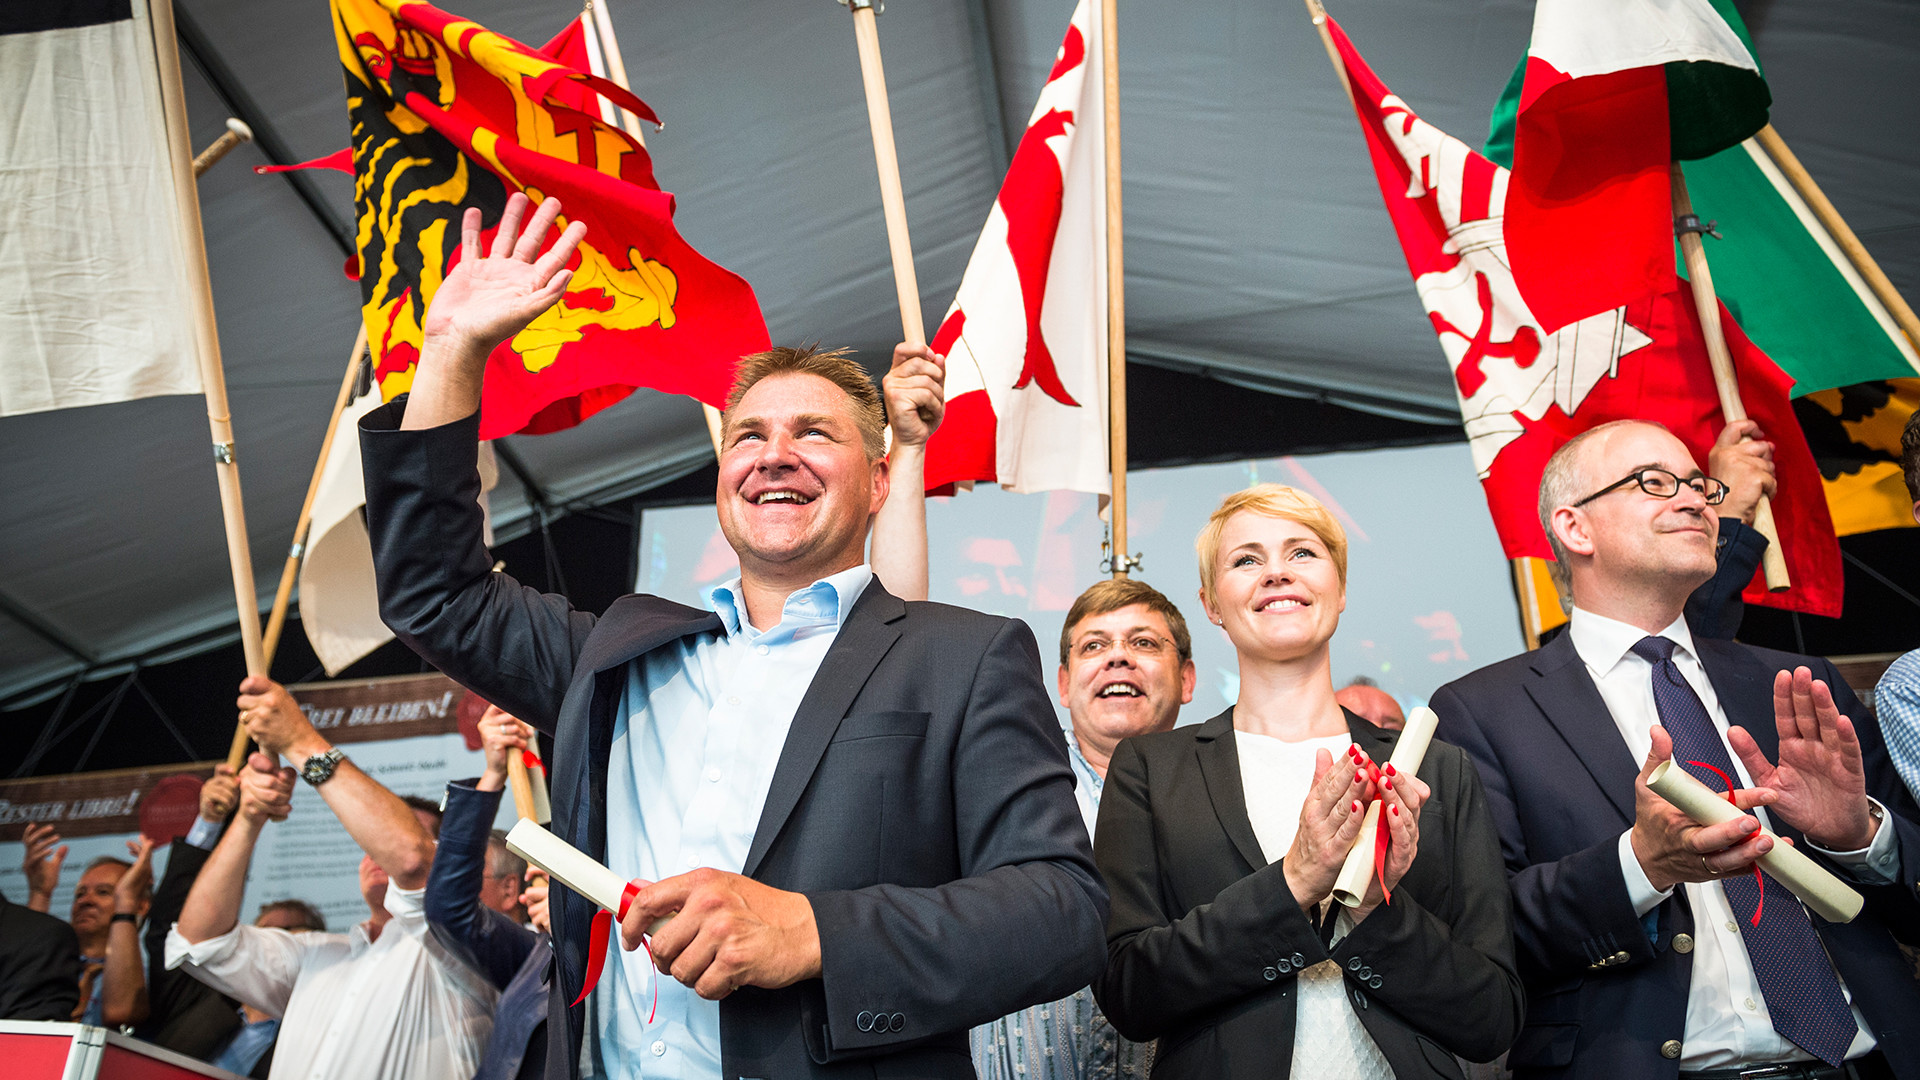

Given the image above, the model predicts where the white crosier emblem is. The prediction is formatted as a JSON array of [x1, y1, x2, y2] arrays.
[[1377, 94, 1653, 478]]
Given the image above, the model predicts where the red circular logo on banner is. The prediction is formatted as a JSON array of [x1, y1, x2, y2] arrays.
[[140, 776, 205, 843]]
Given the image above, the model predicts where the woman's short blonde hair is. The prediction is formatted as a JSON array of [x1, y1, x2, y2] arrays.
[[1195, 484, 1349, 607]]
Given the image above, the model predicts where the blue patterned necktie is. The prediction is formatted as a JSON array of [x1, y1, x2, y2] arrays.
[[1630, 635, 1857, 1066]]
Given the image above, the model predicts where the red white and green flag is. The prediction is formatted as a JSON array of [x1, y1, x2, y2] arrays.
[[1503, 0, 1769, 336], [1324, 16, 1842, 616]]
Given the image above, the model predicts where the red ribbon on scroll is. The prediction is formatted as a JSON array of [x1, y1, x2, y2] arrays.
[[572, 881, 658, 1022], [1686, 759, 1765, 926]]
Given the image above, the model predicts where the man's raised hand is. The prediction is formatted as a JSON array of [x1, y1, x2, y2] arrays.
[[1728, 667, 1875, 851], [422, 194, 587, 357]]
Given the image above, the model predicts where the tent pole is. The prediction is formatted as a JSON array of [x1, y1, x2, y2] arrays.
[[587, 0, 724, 458], [149, 0, 270, 767], [1672, 163, 1790, 591], [1754, 125, 1920, 354], [1101, 0, 1135, 580], [258, 327, 369, 676]]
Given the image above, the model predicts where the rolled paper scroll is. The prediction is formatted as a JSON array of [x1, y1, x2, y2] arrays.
[[505, 819, 671, 935], [1645, 759, 1863, 924], [1333, 706, 1440, 908]]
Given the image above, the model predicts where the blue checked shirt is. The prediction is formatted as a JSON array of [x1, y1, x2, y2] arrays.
[[590, 565, 871, 1080], [966, 736, 1153, 1080], [1874, 649, 1920, 804]]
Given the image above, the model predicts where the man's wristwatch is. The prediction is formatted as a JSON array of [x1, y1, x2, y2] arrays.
[[299, 747, 346, 787]]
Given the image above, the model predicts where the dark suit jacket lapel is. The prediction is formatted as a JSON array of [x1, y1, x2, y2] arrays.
[[742, 582, 906, 879], [1525, 632, 1640, 825], [1192, 709, 1268, 872]]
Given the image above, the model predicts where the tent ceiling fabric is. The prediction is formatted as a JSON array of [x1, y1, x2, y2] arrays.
[[3, 0, 1915, 704]]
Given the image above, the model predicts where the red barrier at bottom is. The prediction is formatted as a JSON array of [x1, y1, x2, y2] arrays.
[[0, 1022, 244, 1080]]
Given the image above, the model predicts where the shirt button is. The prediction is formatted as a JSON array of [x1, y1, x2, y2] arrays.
[[706, 767, 722, 783], [756, 644, 769, 655], [1726, 920, 1739, 933], [686, 855, 701, 868], [728, 695, 741, 706], [1744, 998, 1757, 1011], [650, 1040, 665, 1056]]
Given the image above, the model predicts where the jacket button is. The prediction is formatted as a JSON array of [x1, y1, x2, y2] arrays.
[[1347, 957, 1363, 971], [856, 1011, 874, 1032], [1262, 967, 1278, 981], [1613, 951, 1630, 964], [1661, 1040, 1682, 1059], [1369, 975, 1383, 989], [1276, 960, 1291, 975], [890, 1013, 905, 1032], [1671, 933, 1694, 954], [1357, 966, 1372, 979], [1291, 952, 1305, 967]]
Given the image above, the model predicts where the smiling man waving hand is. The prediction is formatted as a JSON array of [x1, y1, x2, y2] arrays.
[[357, 194, 1106, 1080]]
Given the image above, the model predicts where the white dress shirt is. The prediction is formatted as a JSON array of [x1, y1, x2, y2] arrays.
[[593, 565, 871, 1080], [165, 883, 498, 1080], [1568, 607, 1897, 1067]]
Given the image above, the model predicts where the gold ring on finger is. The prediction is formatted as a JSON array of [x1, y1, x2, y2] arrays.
[[1700, 854, 1715, 877]]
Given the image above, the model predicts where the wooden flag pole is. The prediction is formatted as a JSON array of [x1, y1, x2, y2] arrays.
[[1753, 125, 1920, 353], [1302, 0, 1353, 103], [147, 0, 269, 767], [586, 0, 724, 457], [840, 0, 925, 348], [192, 118, 253, 178], [258, 326, 369, 673], [1672, 163, 1790, 591], [1101, 0, 1135, 580]]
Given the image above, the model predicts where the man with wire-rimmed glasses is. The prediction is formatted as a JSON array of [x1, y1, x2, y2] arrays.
[[1430, 418, 1920, 1079]]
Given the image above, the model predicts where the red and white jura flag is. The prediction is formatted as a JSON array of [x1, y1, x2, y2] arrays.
[[923, 0, 1109, 495]]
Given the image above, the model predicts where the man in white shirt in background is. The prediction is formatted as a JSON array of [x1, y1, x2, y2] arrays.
[[1433, 419, 1920, 1079], [970, 578, 1195, 1080], [166, 676, 497, 1080]]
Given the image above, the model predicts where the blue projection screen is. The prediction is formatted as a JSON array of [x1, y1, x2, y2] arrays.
[[637, 443, 1526, 727]]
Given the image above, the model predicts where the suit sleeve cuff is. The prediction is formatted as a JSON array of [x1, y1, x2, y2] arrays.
[[185, 818, 222, 850], [1618, 830, 1671, 916], [1808, 798, 1899, 885]]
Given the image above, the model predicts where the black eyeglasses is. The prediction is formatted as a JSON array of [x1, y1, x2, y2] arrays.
[[1572, 467, 1729, 508]]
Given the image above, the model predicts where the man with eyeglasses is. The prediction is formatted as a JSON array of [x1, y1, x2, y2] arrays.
[[1431, 419, 1920, 1080], [970, 578, 1195, 1080]]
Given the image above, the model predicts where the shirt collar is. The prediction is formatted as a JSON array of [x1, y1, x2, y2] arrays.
[[1567, 606, 1697, 678], [707, 564, 873, 639]]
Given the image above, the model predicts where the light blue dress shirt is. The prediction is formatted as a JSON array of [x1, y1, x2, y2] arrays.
[[1875, 649, 1920, 803], [593, 565, 872, 1080]]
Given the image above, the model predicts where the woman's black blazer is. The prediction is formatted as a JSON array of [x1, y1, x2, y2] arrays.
[[1093, 707, 1522, 1079]]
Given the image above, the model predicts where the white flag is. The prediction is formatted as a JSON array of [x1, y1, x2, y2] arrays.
[[922, 0, 1109, 496], [0, 0, 204, 416], [301, 392, 498, 674]]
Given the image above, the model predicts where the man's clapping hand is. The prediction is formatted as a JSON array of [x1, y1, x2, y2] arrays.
[[1729, 667, 1877, 852], [620, 869, 821, 1000], [21, 822, 68, 911], [1632, 725, 1776, 892]]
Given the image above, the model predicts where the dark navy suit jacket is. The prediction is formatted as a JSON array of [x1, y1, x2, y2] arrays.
[[1432, 632, 1920, 1079], [361, 405, 1107, 1080], [425, 780, 548, 1080]]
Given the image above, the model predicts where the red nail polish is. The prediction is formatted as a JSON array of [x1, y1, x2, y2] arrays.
[[1391, 805, 1400, 817], [1383, 777, 1393, 791], [1351, 801, 1361, 814], [1385, 763, 1396, 777]]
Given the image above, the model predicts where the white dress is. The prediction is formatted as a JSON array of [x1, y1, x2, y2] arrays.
[[1236, 729, 1395, 1080]]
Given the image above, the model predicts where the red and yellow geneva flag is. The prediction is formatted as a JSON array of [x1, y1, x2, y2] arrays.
[[333, 0, 768, 438]]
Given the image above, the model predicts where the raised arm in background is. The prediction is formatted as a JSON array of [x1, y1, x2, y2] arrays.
[[176, 756, 294, 945], [425, 706, 540, 988], [238, 677, 436, 890], [870, 343, 946, 601], [20, 823, 67, 914], [100, 837, 154, 1027]]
